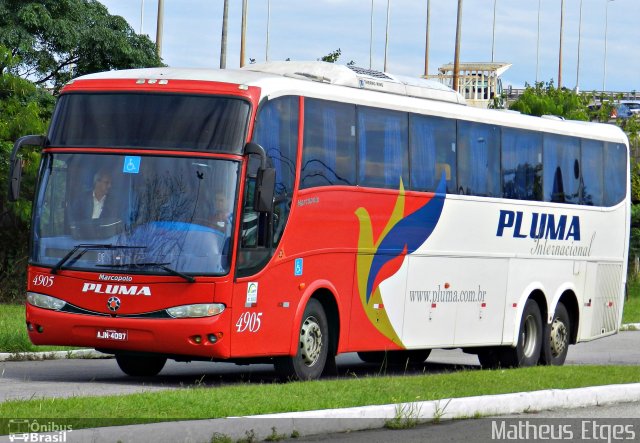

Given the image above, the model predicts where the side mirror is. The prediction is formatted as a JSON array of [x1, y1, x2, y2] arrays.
[[254, 167, 275, 212], [7, 135, 46, 202], [243, 142, 276, 213]]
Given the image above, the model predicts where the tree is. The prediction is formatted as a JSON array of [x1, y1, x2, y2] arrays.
[[319, 48, 355, 66], [508, 81, 590, 121], [0, 47, 54, 301], [0, 0, 163, 91]]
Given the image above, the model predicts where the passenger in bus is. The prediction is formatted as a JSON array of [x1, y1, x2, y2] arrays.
[[71, 169, 117, 221], [209, 191, 233, 232]]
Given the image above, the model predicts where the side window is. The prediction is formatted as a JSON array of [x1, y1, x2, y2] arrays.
[[457, 121, 501, 197], [604, 142, 628, 206], [501, 128, 542, 201], [409, 114, 457, 193], [357, 107, 409, 189], [38, 157, 68, 237], [238, 96, 299, 277], [581, 139, 604, 206], [301, 99, 356, 188], [543, 134, 580, 204]]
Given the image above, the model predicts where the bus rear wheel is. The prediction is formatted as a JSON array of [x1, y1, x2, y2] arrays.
[[540, 302, 570, 366], [275, 299, 329, 381], [501, 299, 543, 368], [115, 354, 167, 376]]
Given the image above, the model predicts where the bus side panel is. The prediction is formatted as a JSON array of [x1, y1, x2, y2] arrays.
[[230, 255, 356, 358], [397, 256, 507, 348], [579, 261, 624, 341]]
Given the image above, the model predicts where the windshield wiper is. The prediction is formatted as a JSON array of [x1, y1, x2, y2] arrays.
[[97, 262, 196, 283], [51, 244, 146, 275]]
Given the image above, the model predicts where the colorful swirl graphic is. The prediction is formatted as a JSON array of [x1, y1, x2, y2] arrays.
[[355, 176, 446, 344]]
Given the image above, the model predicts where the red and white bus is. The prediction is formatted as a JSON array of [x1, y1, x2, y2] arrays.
[[9, 62, 629, 379]]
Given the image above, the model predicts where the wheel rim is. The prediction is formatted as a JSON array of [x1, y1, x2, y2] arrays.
[[299, 315, 322, 367], [549, 317, 568, 358], [521, 314, 538, 358]]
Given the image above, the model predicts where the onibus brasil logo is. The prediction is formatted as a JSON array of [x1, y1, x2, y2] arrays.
[[8, 419, 72, 442]]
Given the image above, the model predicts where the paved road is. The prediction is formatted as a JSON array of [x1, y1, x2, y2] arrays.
[[294, 402, 640, 443], [1, 331, 638, 403]]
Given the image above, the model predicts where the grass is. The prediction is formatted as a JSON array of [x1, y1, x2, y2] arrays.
[[0, 365, 640, 430], [0, 304, 77, 353], [623, 278, 640, 324]]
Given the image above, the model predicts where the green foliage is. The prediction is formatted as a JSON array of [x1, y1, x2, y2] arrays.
[[319, 48, 355, 66], [0, 2, 164, 302], [0, 0, 163, 91], [509, 81, 590, 121], [0, 48, 54, 301]]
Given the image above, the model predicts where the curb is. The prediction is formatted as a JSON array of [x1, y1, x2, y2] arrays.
[[620, 323, 640, 331], [0, 349, 110, 362], [27, 383, 640, 443]]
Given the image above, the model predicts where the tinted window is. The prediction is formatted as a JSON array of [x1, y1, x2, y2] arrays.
[[543, 134, 581, 204], [502, 128, 542, 201], [604, 143, 628, 206], [410, 114, 457, 193], [457, 121, 501, 197], [301, 99, 356, 188], [252, 96, 299, 245], [50, 93, 250, 153], [581, 139, 604, 206], [357, 107, 409, 189]]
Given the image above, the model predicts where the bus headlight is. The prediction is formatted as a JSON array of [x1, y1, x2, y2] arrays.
[[27, 292, 66, 311], [166, 303, 225, 318]]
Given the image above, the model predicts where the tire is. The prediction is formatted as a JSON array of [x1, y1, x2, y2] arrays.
[[540, 302, 571, 366], [275, 299, 329, 381], [499, 299, 543, 368], [115, 354, 167, 376], [357, 350, 431, 366]]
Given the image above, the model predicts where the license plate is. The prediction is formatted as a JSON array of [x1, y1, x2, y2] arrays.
[[96, 329, 128, 341]]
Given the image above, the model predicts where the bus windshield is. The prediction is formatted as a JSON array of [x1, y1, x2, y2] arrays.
[[32, 153, 239, 276], [49, 93, 250, 153]]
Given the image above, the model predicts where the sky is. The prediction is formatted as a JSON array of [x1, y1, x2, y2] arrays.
[[99, 0, 639, 93]]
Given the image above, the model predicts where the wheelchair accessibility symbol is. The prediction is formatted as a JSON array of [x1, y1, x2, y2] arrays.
[[294, 258, 303, 276], [123, 156, 141, 174]]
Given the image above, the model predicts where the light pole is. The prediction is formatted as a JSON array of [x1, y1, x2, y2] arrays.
[[370, 0, 374, 69], [266, 0, 270, 61], [603, 0, 615, 93], [140, 0, 144, 34], [240, 0, 248, 67], [453, 0, 463, 93], [220, 0, 228, 69], [491, 0, 497, 62], [384, 0, 390, 72], [575, 0, 583, 91], [156, 0, 164, 57], [535, 0, 541, 83], [558, 0, 564, 89], [424, 0, 430, 76]]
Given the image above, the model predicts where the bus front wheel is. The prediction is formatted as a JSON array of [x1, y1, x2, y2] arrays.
[[115, 354, 167, 376], [275, 299, 329, 381], [540, 302, 570, 366]]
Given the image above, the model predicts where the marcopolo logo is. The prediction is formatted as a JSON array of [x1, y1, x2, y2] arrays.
[[98, 274, 133, 282], [496, 210, 581, 241], [82, 283, 151, 296]]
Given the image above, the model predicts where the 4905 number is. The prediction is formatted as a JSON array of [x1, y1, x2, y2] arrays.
[[235, 312, 262, 333]]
